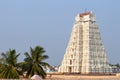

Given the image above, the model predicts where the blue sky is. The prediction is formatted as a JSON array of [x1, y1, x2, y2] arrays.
[[0, 0, 120, 66]]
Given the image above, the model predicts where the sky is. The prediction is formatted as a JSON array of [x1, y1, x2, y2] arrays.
[[0, 0, 120, 66]]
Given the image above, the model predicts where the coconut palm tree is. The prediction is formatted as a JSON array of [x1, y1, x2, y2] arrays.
[[0, 49, 20, 79], [21, 46, 50, 79]]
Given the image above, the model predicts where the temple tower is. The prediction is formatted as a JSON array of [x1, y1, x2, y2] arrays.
[[58, 12, 112, 74]]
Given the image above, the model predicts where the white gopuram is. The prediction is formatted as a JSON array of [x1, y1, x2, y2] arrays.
[[59, 12, 112, 74]]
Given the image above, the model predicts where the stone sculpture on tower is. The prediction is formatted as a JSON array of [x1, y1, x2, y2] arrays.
[[58, 12, 112, 74]]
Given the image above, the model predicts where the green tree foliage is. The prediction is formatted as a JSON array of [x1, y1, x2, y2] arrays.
[[115, 64, 120, 68], [109, 63, 120, 68], [0, 49, 20, 79], [21, 46, 50, 79]]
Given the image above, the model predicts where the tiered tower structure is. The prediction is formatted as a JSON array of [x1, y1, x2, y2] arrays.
[[58, 12, 112, 74]]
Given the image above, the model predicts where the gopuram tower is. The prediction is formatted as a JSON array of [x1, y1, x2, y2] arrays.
[[59, 12, 112, 74]]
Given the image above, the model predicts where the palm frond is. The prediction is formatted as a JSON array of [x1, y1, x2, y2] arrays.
[[0, 49, 20, 79], [39, 62, 50, 67], [24, 52, 30, 58], [22, 46, 50, 79]]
